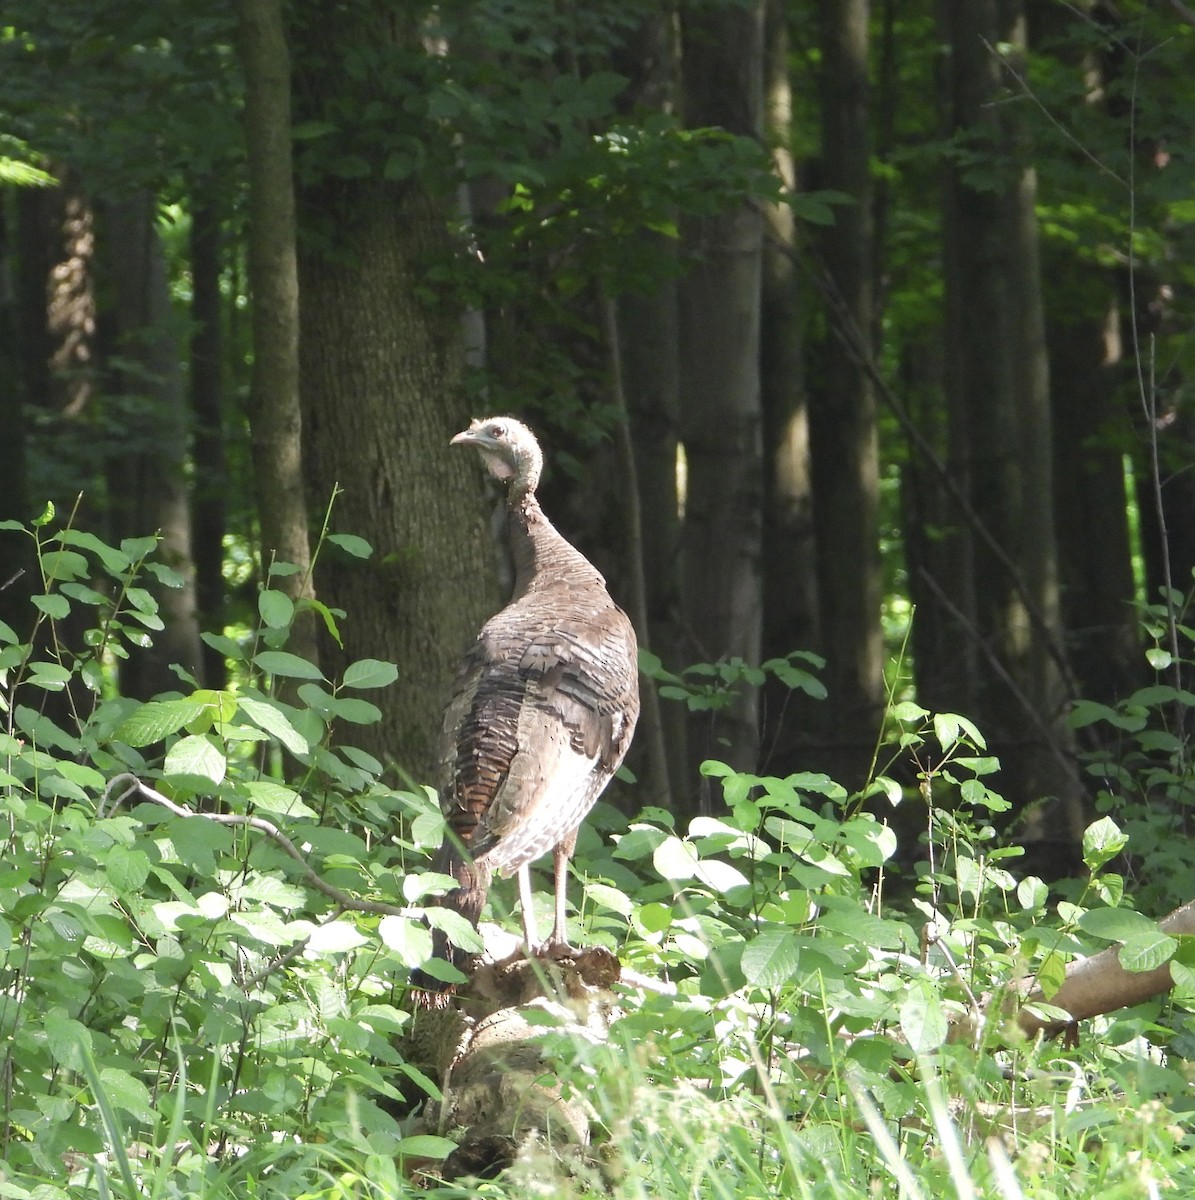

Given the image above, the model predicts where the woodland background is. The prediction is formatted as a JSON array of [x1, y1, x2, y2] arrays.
[[3, 0, 1194, 847]]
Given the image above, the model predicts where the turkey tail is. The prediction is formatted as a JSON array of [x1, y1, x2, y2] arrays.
[[409, 845, 491, 994]]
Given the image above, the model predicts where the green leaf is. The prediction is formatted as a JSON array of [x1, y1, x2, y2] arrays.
[[45, 1008, 92, 1069], [1078, 907, 1155, 942], [106, 845, 150, 892], [378, 915, 433, 966], [342, 658, 399, 689], [55, 528, 131, 573], [396, 1134, 458, 1160], [115, 699, 208, 747], [242, 780, 316, 818], [164, 735, 226, 785], [27, 661, 73, 691], [236, 697, 310, 755], [694, 858, 750, 894], [330, 697, 382, 725], [328, 532, 373, 558], [307, 920, 370, 953], [258, 589, 295, 629], [899, 979, 947, 1053], [255, 650, 324, 680], [1082, 816, 1128, 872], [31, 593, 70, 619], [424, 907, 485, 953], [298, 596, 343, 647], [40, 549, 89, 583], [1017, 876, 1048, 912], [741, 929, 801, 988], [98, 1067, 155, 1122], [120, 535, 158, 560], [1118, 932, 1178, 974], [585, 882, 633, 918], [653, 835, 699, 881]]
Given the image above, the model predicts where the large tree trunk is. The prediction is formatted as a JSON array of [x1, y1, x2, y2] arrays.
[[760, 0, 820, 778], [239, 0, 318, 677], [677, 0, 766, 811], [937, 0, 1080, 826], [808, 0, 884, 789], [99, 194, 203, 699], [290, 3, 496, 779], [296, 182, 498, 778]]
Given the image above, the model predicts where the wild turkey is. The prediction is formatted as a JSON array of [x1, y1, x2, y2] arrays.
[[417, 416, 640, 987]]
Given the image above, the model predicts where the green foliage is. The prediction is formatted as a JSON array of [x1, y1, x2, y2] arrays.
[[0, 515, 456, 1195], [1068, 587, 1195, 912], [5, 513, 1195, 1197]]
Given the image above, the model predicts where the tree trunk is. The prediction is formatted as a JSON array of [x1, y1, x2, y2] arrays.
[[938, 0, 1080, 824], [189, 198, 227, 688], [1048, 286, 1140, 706], [239, 0, 319, 677], [760, 0, 820, 778], [677, 0, 766, 810], [808, 0, 884, 789], [287, 0, 498, 778], [296, 178, 498, 778], [612, 11, 687, 806], [99, 194, 203, 698]]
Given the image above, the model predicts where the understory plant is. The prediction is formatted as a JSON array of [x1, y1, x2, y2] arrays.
[[2, 511, 1195, 1199]]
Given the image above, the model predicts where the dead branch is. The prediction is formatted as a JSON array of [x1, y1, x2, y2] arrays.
[[99, 772, 417, 919], [1017, 898, 1195, 1037]]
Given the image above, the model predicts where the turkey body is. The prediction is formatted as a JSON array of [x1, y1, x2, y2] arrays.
[[419, 417, 639, 986]]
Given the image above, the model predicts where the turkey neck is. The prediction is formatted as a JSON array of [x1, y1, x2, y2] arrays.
[[508, 491, 606, 598]]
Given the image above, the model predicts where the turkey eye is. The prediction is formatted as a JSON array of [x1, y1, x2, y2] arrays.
[[489, 425, 506, 440]]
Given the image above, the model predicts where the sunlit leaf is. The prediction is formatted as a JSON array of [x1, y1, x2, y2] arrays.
[[900, 979, 947, 1052], [164, 735, 226, 785], [741, 929, 801, 988]]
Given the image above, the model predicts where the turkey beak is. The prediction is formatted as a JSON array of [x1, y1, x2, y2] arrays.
[[450, 430, 475, 448]]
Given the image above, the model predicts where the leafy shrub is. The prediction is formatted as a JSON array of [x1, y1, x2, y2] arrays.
[[4, 511, 1195, 1198]]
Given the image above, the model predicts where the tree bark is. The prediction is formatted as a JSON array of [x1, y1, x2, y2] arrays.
[[239, 0, 319, 675], [677, 0, 766, 808], [612, 10, 687, 806], [189, 198, 227, 688], [809, 0, 884, 789], [289, 0, 497, 779], [760, 0, 820, 777], [937, 0, 1081, 823], [100, 193, 203, 698], [296, 179, 498, 778], [1017, 899, 1195, 1038]]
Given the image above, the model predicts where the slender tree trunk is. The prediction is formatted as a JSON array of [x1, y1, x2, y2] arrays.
[[612, 10, 687, 805], [239, 0, 319, 673], [100, 194, 203, 698], [808, 0, 884, 789], [760, 0, 819, 777], [938, 0, 1080, 823], [189, 198, 227, 687], [1048, 287, 1139, 705], [677, 0, 766, 809]]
